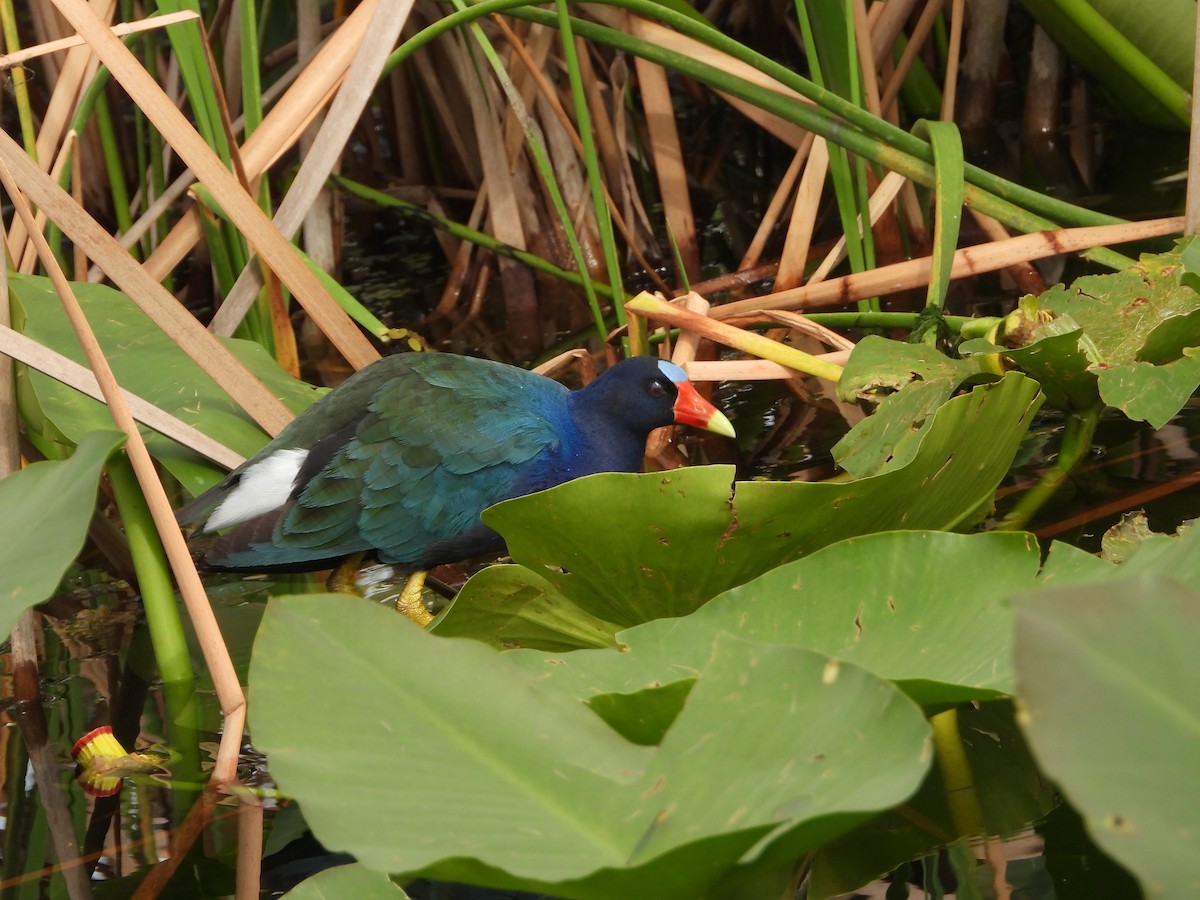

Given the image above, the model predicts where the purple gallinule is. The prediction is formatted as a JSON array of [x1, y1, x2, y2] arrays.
[[177, 353, 734, 620]]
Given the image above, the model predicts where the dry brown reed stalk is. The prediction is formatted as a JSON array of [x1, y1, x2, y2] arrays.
[[7, 1, 117, 254], [712, 217, 1187, 319], [1187, 0, 1200, 233], [880, 0, 946, 114], [455, 30, 541, 352], [585, 5, 810, 154], [51, 0, 379, 370], [236, 793, 264, 900], [0, 254, 19, 478], [586, 5, 815, 110], [966, 211, 1049, 296], [490, 15, 663, 288], [0, 127, 295, 434], [940, 0, 966, 121], [810, 170, 908, 285], [0, 9, 197, 69], [869, 0, 924, 68], [739, 134, 814, 271], [0, 156, 247, 790], [210, 0, 416, 341], [775, 138, 830, 291], [17, 132, 75, 273], [634, 50, 700, 282], [0, 325, 245, 469], [532, 347, 598, 382], [139, 0, 379, 281], [851, 0, 883, 116], [761, 309, 858, 352], [430, 189, 489, 323]]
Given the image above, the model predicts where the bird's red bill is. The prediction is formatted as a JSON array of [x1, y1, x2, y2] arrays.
[[672, 381, 736, 437]]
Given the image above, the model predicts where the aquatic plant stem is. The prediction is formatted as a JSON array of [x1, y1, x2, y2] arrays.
[[999, 404, 1101, 532], [0, 0, 38, 158], [93, 459, 205, 821], [106, 456, 192, 690], [802, 311, 977, 332], [237, 793, 264, 899], [930, 707, 987, 838]]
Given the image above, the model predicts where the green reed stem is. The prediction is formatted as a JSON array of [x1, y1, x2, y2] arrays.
[[107, 455, 193, 693], [0, 0, 38, 159]]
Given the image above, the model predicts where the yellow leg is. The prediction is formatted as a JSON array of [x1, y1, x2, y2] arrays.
[[395, 570, 434, 626], [326, 552, 366, 594]]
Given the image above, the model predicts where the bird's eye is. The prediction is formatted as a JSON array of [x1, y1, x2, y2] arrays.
[[648, 379, 667, 398]]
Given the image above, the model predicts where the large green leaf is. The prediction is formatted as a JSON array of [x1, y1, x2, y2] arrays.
[[429, 564, 623, 651], [250, 595, 931, 900], [0, 430, 125, 641], [280, 864, 410, 899], [436, 373, 1042, 646], [10, 274, 320, 494], [509, 531, 1040, 708], [832, 378, 955, 477], [1013, 576, 1200, 899], [1095, 348, 1200, 429], [1019, 0, 1194, 127]]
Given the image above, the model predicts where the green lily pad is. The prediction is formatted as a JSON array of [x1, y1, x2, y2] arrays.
[[836, 334, 989, 402], [832, 377, 955, 477], [1139, 308, 1200, 364], [509, 530, 1041, 708], [250, 594, 931, 900], [0, 430, 125, 641], [429, 564, 622, 651], [994, 325, 1101, 411], [436, 374, 1042, 646], [10, 273, 320, 495], [1013, 576, 1200, 899], [1038, 518, 1200, 588], [1036, 249, 1199, 364], [1036, 539, 1111, 585], [959, 244, 1200, 423], [1095, 348, 1200, 429], [1023, 246, 1200, 427]]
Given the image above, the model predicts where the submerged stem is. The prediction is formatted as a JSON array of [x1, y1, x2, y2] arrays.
[[998, 403, 1102, 531]]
